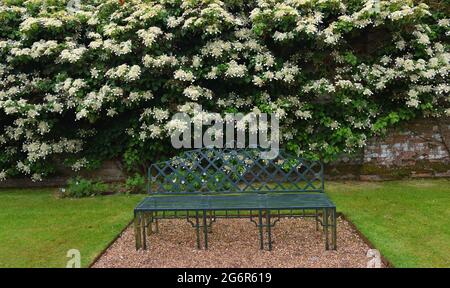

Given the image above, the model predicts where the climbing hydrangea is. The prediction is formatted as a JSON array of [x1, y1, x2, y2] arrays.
[[0, 0, 448, 180]]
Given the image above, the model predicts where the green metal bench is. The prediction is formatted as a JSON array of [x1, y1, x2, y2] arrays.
[[134, 148, 337, 251]]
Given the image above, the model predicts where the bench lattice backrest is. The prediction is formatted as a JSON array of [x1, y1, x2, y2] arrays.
[[148, 148, 324, 195]]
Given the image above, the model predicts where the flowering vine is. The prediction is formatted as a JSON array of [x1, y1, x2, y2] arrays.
[[0, 0, 448, 180]]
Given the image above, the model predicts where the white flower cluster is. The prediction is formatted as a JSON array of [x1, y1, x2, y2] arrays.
[[137, 27, 163, 47], [224, 61, 247, 78], [106, 64, 141, 82], [183, 86, 213, 101], [10, 40, 59, 59], [142, 55, 178, 68], [59, 42, 87, 63], [174, 69, 196, 82]]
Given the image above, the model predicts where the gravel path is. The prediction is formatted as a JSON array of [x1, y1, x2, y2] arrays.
[[93, 217, 383, 268]]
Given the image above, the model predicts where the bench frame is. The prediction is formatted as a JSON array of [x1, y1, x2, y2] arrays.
[[134, 148, 337, 251]]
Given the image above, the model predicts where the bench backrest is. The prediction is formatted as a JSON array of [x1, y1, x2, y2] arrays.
[[148, 148, 324, 195]]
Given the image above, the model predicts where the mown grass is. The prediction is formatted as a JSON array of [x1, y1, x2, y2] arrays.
[[0, 189, 143, 268], [326, 179, 450, 268]]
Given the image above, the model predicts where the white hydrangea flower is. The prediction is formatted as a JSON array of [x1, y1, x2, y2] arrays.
[[31, 173, 43, 182], [71, 158, 88, 171], [126, 65, 141, 81], [183, 85, 213, 100], [91, 68, 100, 78], [137, 27, 163, 47], [0, 170, 6, 181], [225, 60, 247, 78], [60, 47, 87, 63], [174, 69, 195, 82], [142, 54, 178, 68], [295, 110, 312, 120], [406, 97, 420, 108], [437, 19, 449, 27]]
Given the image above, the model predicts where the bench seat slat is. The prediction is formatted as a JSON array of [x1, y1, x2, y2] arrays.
[[135, 193, 335, 211]]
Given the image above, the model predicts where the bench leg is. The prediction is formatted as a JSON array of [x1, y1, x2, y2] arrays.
[[203, 210, 208, 249], [258, 209, 264, 250], [154, 217, 159, 233], [322, 208, 326, 233], [134, 212, 142, 250], [315, 209, 319, 231], [134, 211, 147, 250], [195, 210, 201, 249], [141, 213, 147, 250], [332, 208, 337, 250], [266, 209, 272, 251], [146, 212, 152, 237], [324, 208, 329, 250], [207, 210, 214, 233]]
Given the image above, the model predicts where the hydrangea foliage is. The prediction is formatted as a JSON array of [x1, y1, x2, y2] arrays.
[[0, 0, 448, 180]]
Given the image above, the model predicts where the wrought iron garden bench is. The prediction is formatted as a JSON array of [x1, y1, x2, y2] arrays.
[[134, 148, 337, 251]]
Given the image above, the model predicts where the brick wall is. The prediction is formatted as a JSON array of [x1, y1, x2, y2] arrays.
[[1, 117, 449, 188], [0, 160, 125, 188], [328, 117, 450, 180]]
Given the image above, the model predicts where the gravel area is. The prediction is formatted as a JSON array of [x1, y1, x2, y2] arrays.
[[93, 217, 383, 268]]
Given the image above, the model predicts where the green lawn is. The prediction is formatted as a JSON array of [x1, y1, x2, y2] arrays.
[[0, 189, 143, 268], [327, 179, 450, 268], [0, 180, 449, 268]]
